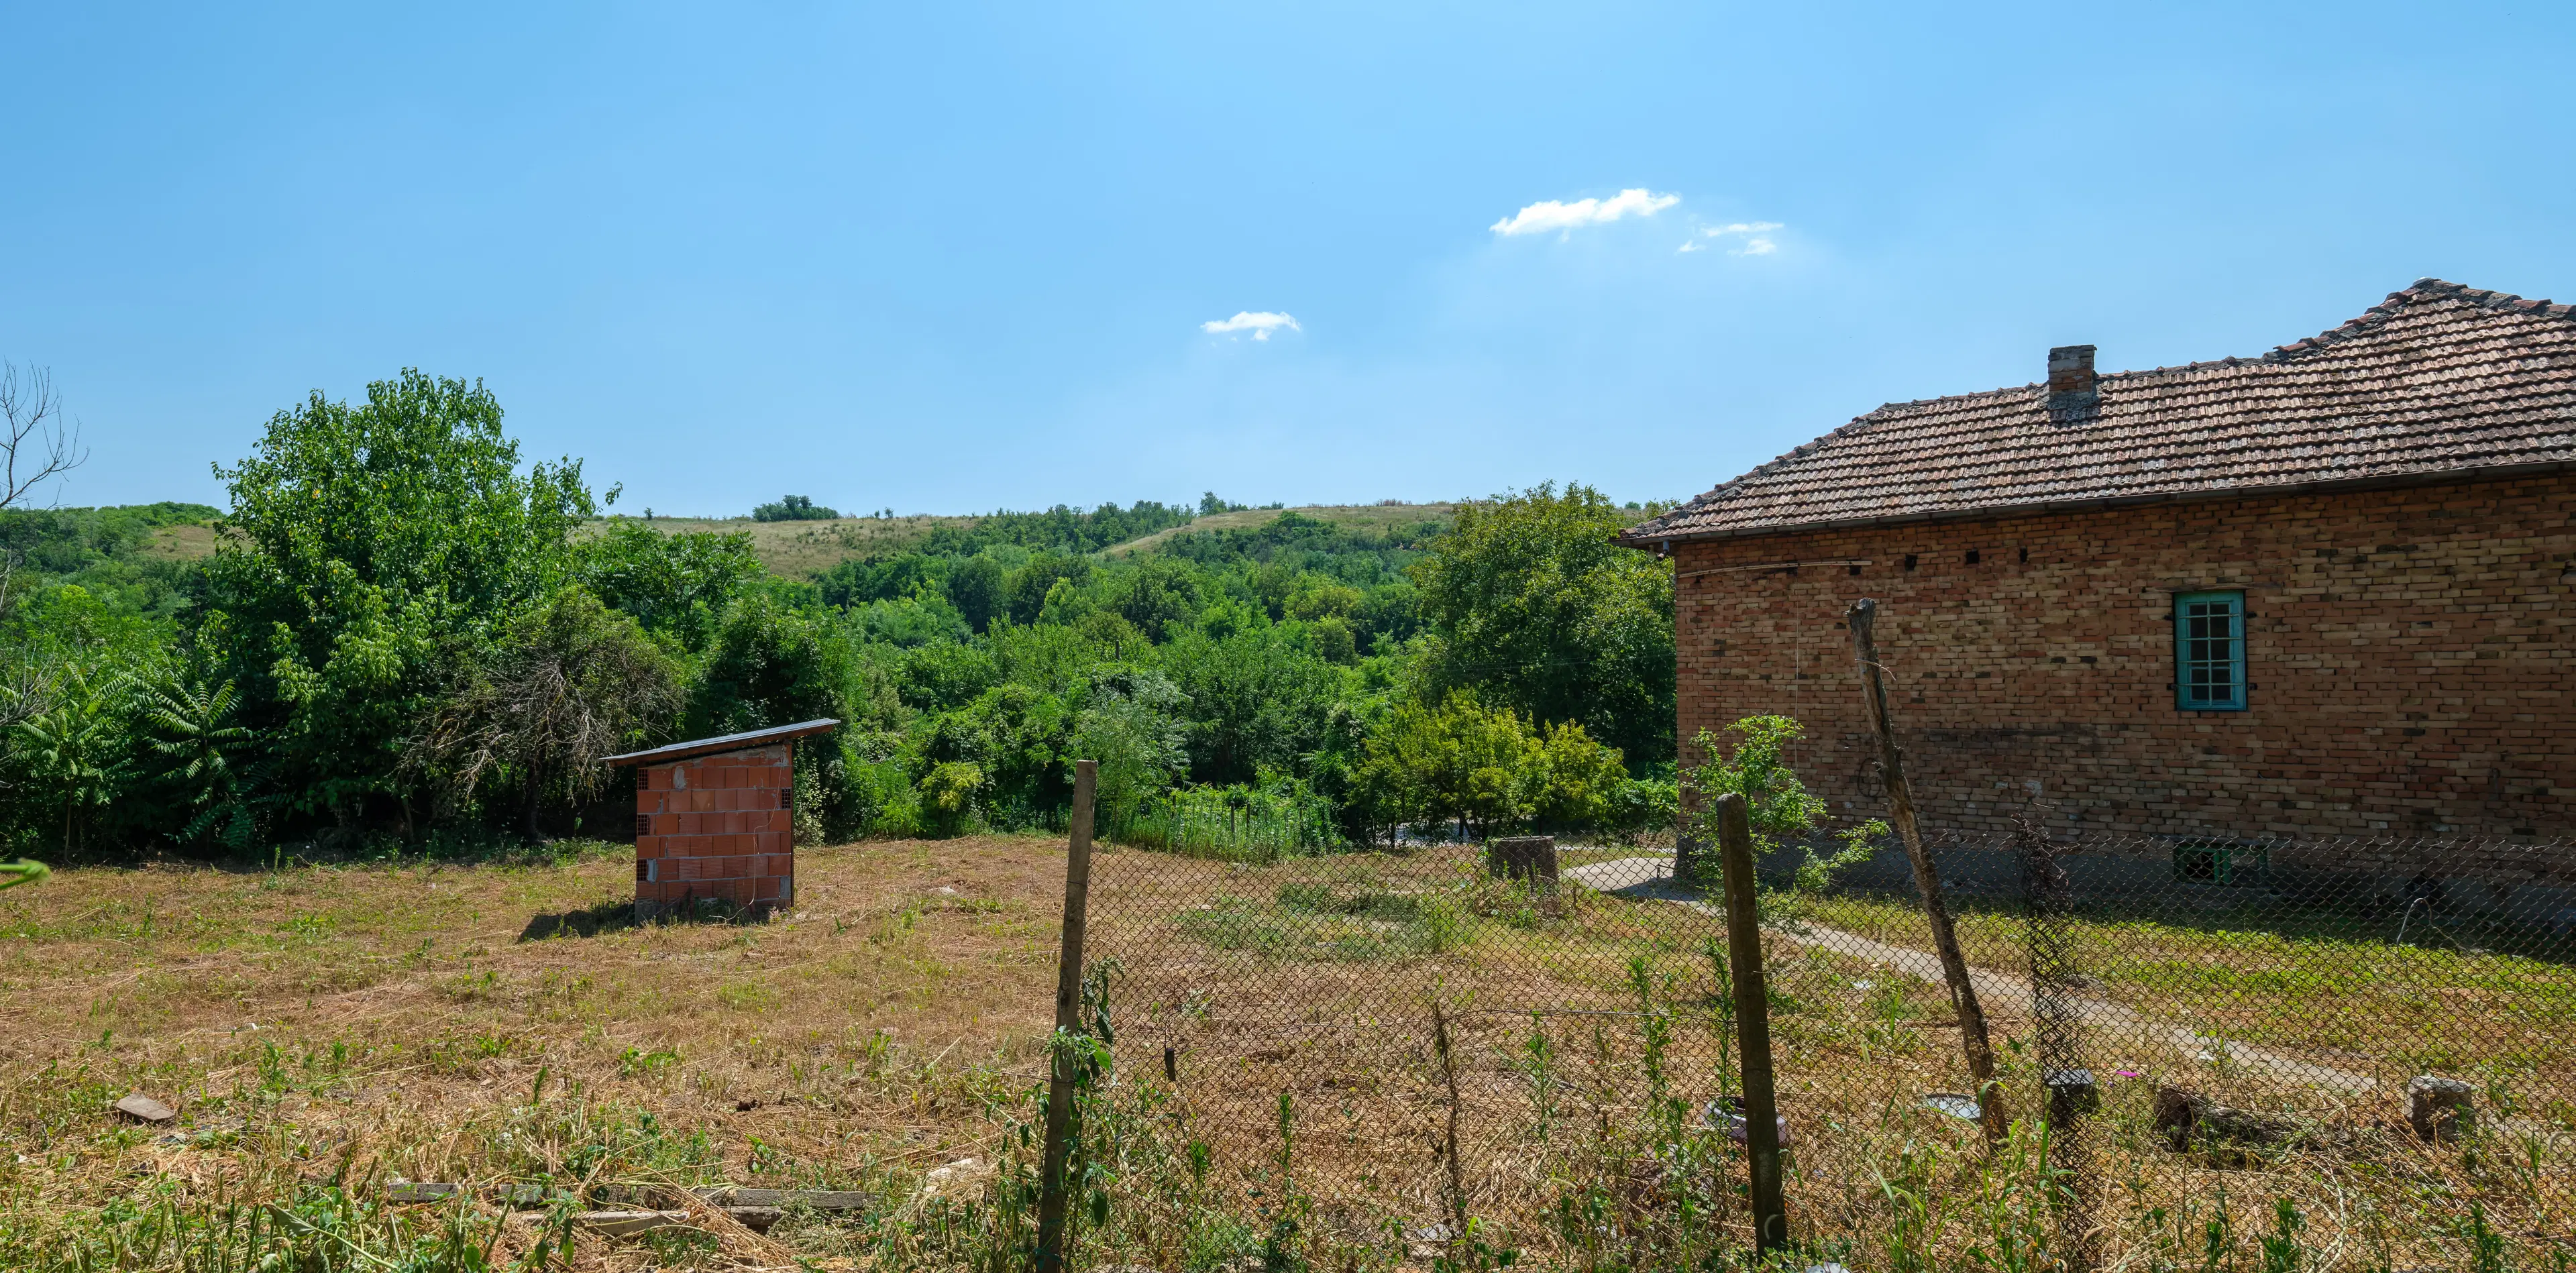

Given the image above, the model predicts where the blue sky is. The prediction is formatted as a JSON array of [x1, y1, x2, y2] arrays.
[[7, 3, 2573, 516]]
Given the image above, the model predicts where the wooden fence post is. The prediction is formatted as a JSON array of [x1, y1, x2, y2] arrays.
[[1034, 759, 1099, 1273], [1714, 791, 1788, 1256], [1848, 598, 2006, 1144]]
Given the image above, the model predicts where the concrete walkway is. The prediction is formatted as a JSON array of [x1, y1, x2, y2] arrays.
[[1562, 856, 2378, 1095]]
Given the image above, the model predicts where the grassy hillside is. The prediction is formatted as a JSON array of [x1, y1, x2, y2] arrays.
[[583, 514, 979, 579], [14, 503, 1466, 588], [1104, 502, 1457, 557], [78, 499, 1634, 579], [141, 520, 225, 561], [593, 504, 1464, 578]]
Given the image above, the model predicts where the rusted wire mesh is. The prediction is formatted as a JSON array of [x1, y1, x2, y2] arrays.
[[1073, 826, 2576, 1258]]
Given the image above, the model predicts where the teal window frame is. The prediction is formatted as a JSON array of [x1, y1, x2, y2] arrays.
[[2173, 841, 2269, 886], [2174, 590, 2248, 711]]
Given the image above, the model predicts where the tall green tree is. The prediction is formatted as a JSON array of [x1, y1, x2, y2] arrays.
[[579, 522, 763, 652], [198, 371, 594, 830], [691, 593, 857, 736], [1070, 666, 1189, 828], [1410, 482, 1674, 770], [947, 555, 1006, 632]]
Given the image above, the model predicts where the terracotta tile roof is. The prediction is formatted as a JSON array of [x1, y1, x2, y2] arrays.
[[1621, 280, 2576, 545]]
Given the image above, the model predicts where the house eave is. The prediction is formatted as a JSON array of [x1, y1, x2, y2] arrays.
[[1615, 458, 2576, 550]]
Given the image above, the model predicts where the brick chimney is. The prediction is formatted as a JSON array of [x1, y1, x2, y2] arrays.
[[2046, 344, 2098, 420]]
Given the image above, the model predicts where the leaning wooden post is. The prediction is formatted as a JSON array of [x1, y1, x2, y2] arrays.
[[1714, 792, 1788, 1256], [1034, 759, 1099, 1273], [1847, 598, 2006, 1145]]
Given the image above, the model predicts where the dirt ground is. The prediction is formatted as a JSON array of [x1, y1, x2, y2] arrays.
[[0, 836, 1071, 1255], [5, 836, 2566, 1271]]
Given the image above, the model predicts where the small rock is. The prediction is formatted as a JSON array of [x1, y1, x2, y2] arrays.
[[114, 1094, 177, 1123], [1921, 1093, 1982, 1120], [912, 1156, 994, 1204], [2043, 1068, 2101, 1115], [384, 1182, 462, 1203], [2153, 1085, 2304, 1153], [2406, 1074, 2475, 1143], [574, 1210, 692, 1237], [722, 1205, 784, 1231]]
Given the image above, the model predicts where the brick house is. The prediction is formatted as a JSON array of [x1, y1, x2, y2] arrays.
[[1619, 279, 2575, 839]]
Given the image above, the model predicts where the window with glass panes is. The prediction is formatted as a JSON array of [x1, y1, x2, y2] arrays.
[[2174, 590, 2247, 710]]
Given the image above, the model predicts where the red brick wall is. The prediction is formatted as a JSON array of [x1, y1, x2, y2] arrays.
[[1671, 472, 2576, 838], [634, 743, 794, 911]]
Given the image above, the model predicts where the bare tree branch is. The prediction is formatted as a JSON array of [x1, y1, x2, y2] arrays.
[[1, 362, 87, 513], [405, 591, 684, 837], [0, 659, 60, 733]]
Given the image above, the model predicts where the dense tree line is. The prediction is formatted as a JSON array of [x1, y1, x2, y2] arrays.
[[0, 372, 1676, 859]]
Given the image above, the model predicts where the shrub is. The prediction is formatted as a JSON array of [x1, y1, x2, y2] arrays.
[[1680, 714, 1882, 893], [751, 494, 838, 521]]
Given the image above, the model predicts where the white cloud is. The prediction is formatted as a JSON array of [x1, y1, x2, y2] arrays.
[[1680, 221, 1786, 255], [1490, 188, 1680, 236], [1201, 311, 1301, 341]]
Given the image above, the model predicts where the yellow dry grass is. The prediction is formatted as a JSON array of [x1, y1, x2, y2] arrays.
[[0, 838, 1071, 1268], [140, 522, 226, 562], [4, 838, 2567, 1270]]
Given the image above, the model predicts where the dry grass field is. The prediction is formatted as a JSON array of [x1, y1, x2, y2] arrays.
[[0, 838, 1073, 1269], [3, 838, 2567, 1271], [140, 521, 225, 562]]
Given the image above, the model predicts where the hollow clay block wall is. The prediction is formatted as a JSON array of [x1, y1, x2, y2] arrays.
[[635, 742, 793, 915]]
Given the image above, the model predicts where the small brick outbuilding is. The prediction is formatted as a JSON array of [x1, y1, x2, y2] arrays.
[[1619, 279, 2576, 840], [607, 719, 838, 917]]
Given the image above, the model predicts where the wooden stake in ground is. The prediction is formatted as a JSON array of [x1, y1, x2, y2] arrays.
[[1432, 1001, 1469, 1253], [1847, 598, 2007, 1145], [1034, 759, 1099, 1273], [1713, 792, 1788, 1256]]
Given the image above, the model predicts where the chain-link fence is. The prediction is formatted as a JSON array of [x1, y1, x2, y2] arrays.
[[1065, 824, 2576, 1266]]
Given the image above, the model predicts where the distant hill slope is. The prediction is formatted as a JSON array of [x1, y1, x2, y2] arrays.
[[144, 521, 226, 561], [582, 514, 978, 578], [1103, 503, 1458, 557], [103, 499, 1640, 580], [590, 504, 1466, 577]]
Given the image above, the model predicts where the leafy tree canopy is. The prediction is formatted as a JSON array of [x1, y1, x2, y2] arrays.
[[753, 494, 839, 521], [195, 370, 594, 820], [1410, 481, 1673, 769]]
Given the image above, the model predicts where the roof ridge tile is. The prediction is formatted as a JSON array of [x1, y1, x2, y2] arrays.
[[1621, 278, 2576, 546]]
